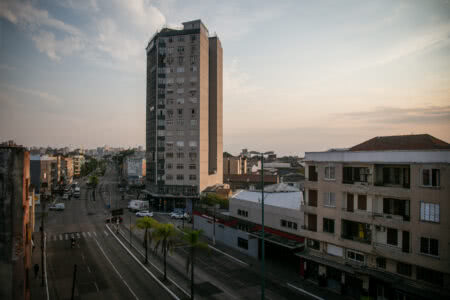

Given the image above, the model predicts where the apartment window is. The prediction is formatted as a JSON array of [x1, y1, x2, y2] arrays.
[[177, 130, 184, 136], [176, 164, 184, 170], [190, 119, 197, 126], [189, 152, 197, 159], [166, 141, 173, 148], [308, 189, 318, 207], [417, 266, 444, 286], [167, 109, 173, 119], [176, 141, 184, 147], [166, 99, 174, 105], [177, 67, 184, 73], [176, 174, 184, 180], [420, 202, 440, 223], [189, 97, 197, 104], [176, 152, 184, 159], [420, 237, 439, 256], [189, 130, 196, 136], [190, 66, 197, 72], [307, 239, 320, 250], [168, 37, 173, 43], [280, 219, 298, 230], [166, 163, 173, 169], [166, 174, 173, 180], [347, 250, 365, 263], [376, 257, 386, 269], [166, 56, 174, 64], [166, 131, 173, 137], [397, 262, 412, 277], [323, 218, 335, 233], [176, 98, 184, 104], [178, 36, 184, 42], [178, 56, 184, 64], [422, 168, 440, 187], [176, 77, 185, 84], [157, 130, 165, 137], [176, 119, 184, 126], [237, 237, 248, 250], [189, 141, 197, 148], [323, 192, 336, 207], [177, 46, 184, 53], [190, 56, 197, 64], [383, 198, 410, 220], [325, 166, 335, 180], [191, 35, 196, 42], [237, 209, 248, 217], [177, 88, 184, 94], [189, 174, 196, 180], [189, 164, 196, 170], [387, 228, 398, 246], [358, 195, 367, 210]]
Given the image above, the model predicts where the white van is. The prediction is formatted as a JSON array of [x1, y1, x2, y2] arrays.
[[128, 200, 149, 212], [49, 203, 65, 211]]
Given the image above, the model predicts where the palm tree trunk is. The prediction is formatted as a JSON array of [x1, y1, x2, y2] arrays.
[[144, 228, 148, 264], [163, 240, 167, 281], [191, 248, 195, 300]]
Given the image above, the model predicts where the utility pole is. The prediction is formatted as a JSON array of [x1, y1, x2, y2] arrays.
[[213, 204, 219, 245], [261, 154, 265, 300], [129, 214, 132, 248], [71, 264, 77, 300]]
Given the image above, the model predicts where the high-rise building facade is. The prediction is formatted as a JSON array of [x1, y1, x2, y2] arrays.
[[145, 20, 223, 196]]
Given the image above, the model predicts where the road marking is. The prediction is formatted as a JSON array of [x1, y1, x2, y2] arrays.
[[93, 232, 97, 237], [71, 234, 74, 239], [82, 232, 86, 238], [77, 233, 80, 238], [287, 283, 324, 300], [87, 232, 92, 237], [104, 230, 108, 237], [65, 234, 68, 240], [87, 266, 91, 273], [59, 235, 63, 241], [93, 236, 139, 300], [94, 282, 99, 292]]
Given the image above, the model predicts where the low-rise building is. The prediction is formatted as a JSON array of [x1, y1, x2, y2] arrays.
[[223, 155, 247, 175], [301, 134, 450, 299], [72, 155, 85, 177], [224, 173, 279, 191]]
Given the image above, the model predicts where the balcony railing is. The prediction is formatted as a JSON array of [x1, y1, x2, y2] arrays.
[[341, 234, 371, 244], [374, 182, 410, 189]]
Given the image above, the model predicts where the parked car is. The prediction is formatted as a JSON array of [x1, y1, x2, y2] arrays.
[[136, 210, 154, 217], [49, 203, 65, 211], [170, 212, 188, 219], [105, 216, 123, 223], [62, 194, 69, 200]]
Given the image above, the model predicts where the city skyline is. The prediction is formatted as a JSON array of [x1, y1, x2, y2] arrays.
[[1, 0, 449, 156]]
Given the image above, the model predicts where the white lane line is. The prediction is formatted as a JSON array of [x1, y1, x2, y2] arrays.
[[93, 232, 97, 237], [87, 232, 92, 237], [287, 283, 324, 300], [104, 230, 108, 237], [59, 235, 63, 241], [93, 236, 139, 300], [87, 266, 91, 273], [106, 225, 180, 300], [65, 234, 68, 240], [82, 232, 86, 238], [71, 234, 74, 239], [77, 233, 80, 238], [94, 282, 99, 292], [117, 228, 190, 298]]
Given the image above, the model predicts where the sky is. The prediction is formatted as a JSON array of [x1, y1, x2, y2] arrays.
[[0, 0, 449, 156]]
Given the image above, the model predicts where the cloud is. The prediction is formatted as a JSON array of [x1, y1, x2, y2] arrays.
[[32, 30, 84, 61], [0, 64, 16, 71], [336, 105, 450, 125], [2, 83, 63, 105], [224, 58, 261, 97], [58, 0, 99, 12]]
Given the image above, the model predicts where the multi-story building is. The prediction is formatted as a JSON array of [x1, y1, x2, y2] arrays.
[[123, 155, 146, 185], [145, 20, 223, 204], [61, 157, 74, 184], [0, 146, 32, 300], [224, 155, 247, 175], [72, 155, 85, 177], [30, 155, 54, 193], [301, 134, 450, 299]]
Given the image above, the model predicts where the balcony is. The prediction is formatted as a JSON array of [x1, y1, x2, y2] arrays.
[[341, 219, 371, 245]]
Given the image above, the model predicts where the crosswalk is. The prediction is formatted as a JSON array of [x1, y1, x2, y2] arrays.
[[47, 230, 111, 242]]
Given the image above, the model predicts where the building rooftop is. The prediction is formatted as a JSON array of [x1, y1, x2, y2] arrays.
[[349, 134, 450, 151], [231, 185, 302, 210]]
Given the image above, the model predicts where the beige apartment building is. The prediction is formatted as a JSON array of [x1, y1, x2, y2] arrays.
[[72, 155, 84, 177], [301, 135, 450, 299], [224, 155, 247, 175], [145, 19, 223, 207]]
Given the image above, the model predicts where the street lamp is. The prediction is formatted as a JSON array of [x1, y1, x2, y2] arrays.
[[249, 150, 273, 300]]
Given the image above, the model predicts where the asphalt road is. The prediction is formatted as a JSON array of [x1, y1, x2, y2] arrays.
[[39, 165, 174, 300]]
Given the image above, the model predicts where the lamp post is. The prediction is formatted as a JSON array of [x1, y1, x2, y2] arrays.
[[213, 203, 219, 245], [249, 150, 273, 300]]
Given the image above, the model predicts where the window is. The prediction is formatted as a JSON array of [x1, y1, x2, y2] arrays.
[[189, 141, 197, 148], [168, 37, 173, 43], [189, 164, 196, 170], [383, 198, 410, 220], [417, 266, 444, 286], [178, 36, 184, 42], [166, 152, 174, 158], [177, 67, 184, 73], [176, 174, 184, 180], [176, 119, 184, 126], [190, 119, 197, 126], [325, 166, 335, 180], [167, 109, 173, 119], [176, 152, 184, 159], [308, 189, 318, 207], [177, 46, 184, 53], [177, 88, 184, 94], [323, 192, 336, 207], [237, 209, 248, 217], [422, 169, 440, 187], [189, 174, 196, 180], [397, 262, 412, 276], [237, 237, 248, 250], [343, 166, 370, 183], [176, 98, 184, 104], [420, 237, 439, 256], [376, 257, 386, 269], [177, 108, 183, 116], [166, 141, 173, 148], [189, 97, 197, 103], [420, 202, 440, 223], [190, 66, 197, 72], [190, 56, 197, 64], [176, 141, 184, 147], [177, 130, 184, 136], [176, 164, 184, 170], [178, 56, 184, 64], [323, 218, 335, 233], [166, 163, 173, 169], [166, 174, 173, 180], [191, 35, 196, 42], [387, 228, 398, 246], [307, 239, 320, 250], [358, 195, 367, 210], [189, 152, 197, 159], [347, 250, 365, 263], [280, 219, 297, 230]]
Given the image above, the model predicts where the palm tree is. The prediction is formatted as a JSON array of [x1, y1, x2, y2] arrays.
[[183, 229, 208, 300], [136, 217, 158, 264], [153, 223, 177, 281]]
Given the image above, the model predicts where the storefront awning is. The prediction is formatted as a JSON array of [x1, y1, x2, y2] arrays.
[[249, 226, 305, 249]]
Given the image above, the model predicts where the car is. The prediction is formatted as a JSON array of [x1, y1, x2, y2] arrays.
[[62, 194, 69, 200], [136, 210, 154, 217], [49, 203, 65, 211], [105, 216, 123, 223], [170, 212, 188, 219]]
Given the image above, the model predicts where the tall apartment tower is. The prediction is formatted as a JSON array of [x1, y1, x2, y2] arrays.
[[146, 20, 223, 197]]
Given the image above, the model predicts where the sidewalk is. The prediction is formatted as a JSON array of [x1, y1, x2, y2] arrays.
[[30, 231, 48, 300]]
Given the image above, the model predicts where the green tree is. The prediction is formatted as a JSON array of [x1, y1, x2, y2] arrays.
[[136, 217, 158, 264], [153, 223, 177, 281], [89, 175, 99, 189], [183, 229, 208, 299], [199, 193, 229, 209]]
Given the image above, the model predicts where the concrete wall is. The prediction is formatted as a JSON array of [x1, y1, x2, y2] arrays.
[[194, 214, 258, 258]]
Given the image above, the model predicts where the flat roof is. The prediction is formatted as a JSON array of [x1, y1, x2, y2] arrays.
[[231, 189, 302, 210]]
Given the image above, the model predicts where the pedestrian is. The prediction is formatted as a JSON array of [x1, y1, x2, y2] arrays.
[[34, 263, 39, 279]]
